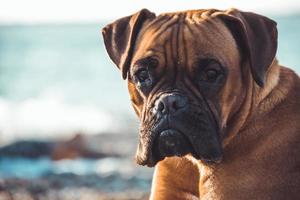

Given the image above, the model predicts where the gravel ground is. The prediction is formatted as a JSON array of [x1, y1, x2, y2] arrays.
[[0, 190, 149, 200], [0, 174, 151, 200]]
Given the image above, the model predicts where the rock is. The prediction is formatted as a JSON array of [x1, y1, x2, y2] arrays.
[[0, 131, 139, 160], [82, 133, 138, 157], [0, 141, 54, 158], [51, 133, 127, 160], [0, 173, 152, 200], [51, 134, 107, 160]]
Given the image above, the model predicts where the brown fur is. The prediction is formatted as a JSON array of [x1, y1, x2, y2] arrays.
[[102, 8, 300, 200], [151, 64, 300, 200]]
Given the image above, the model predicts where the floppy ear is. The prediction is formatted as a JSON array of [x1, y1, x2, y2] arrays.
[[218, 8, 278, 87], [102, 9, 156, 79]]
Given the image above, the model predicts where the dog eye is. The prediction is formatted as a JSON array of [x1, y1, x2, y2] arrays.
[[197, 59, 223, 83], [134, 68, 153, 91], [132, 57, 158, 93], [136, 69, 150, 83], [204, 69, 219, 81]]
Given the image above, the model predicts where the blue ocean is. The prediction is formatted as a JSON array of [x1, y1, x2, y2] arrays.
[[0, 16, 299, 143]]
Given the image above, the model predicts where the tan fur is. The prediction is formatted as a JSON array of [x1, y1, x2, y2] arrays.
[[150, 63, 300, 200], [103, 8, 300, 200], [135, 11, 300, 200]]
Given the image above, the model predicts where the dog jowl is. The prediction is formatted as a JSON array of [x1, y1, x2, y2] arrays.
[[102, 8, 277, 167]]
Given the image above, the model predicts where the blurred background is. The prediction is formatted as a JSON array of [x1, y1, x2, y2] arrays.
[[0, 0, 299, 199]]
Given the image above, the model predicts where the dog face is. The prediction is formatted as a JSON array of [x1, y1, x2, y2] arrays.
[[102, 8, 277, 167]]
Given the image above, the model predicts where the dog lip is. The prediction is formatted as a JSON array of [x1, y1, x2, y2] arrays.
[[137, 112, 222, 166], [137, 127, 222, 167], [151, 128, 195, 161], [135, 129, 166, 167], [201, 155, 223, 164], [138, 128, 183, 167]]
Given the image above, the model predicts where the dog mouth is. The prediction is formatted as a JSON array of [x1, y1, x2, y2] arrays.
[[135, 128, 192, 167], [136, 127, 223, 167], [135, 110, 223, 167], [152, 129, 195, 161]]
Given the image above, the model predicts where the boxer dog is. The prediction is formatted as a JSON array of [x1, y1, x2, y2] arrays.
[[102, 8, 300, 199]]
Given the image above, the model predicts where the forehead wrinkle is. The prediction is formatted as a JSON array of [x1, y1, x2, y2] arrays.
[[183, 18, 216, 43], [142, 15, 179, 44], [134, 16, 180, 62], [139, 15, 170, 41], [170, 16, 180, 80], [205, 18, 233, 42], [132, 28, 171, 74], [196, 18, 240, 66], [176, 14, 188, 81], [147, 15, 171, 29], [145, 14, 176, 33], [183, 21, 215, 57], [184, 9, 219, 24], [183, 18, 232, 54], [135, 15, 182, 60], [180, 17, 238, 78]]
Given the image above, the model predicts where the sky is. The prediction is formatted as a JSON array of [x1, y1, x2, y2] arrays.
[[0, 0, 300, 24]]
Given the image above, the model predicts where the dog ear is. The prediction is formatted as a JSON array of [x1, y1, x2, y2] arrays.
[[102, 9, 156, 79], [218, 8, 278, 87]]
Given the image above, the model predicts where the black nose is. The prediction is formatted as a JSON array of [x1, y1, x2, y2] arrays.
[[154, 93, 188, 114]]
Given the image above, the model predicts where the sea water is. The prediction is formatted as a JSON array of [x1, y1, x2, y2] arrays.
[[0, 16, 299, 143], [0, 23, 137, 143]]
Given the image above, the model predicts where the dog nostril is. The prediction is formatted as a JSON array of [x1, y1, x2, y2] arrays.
[[169, 96, 187, 112], [157, 101, 165, 112], [171, 101, 178, 110], [154, 94, 188, 115]]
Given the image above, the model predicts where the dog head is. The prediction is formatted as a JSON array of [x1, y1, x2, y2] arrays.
[[102, 8, 277, 167]]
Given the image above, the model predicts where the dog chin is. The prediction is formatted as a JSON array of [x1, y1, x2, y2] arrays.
[[135, 129, 190, 167], [135, 128, 223, 167]]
